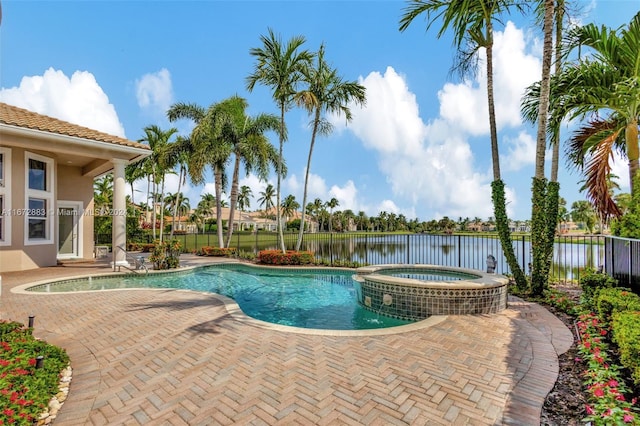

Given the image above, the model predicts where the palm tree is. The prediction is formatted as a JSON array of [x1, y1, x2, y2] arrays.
[[247, 28, 314, 253], [571, 200, 596, 234], [94, 174, 113, 214], [138, 125, 178, 241], [326, 197, 339, 232], [399, 0, 527, 288], [312, 198, 325, 231], [357, 211, 368, 231], [258, 184, 276, 215], [197, 193, 216, 233], [281, 194, 300, 228], [167, 102, 233, 247], [238, 185, 253, 212], [214, 96, 281, 248], [526, 12, 640, 222], [294, 43, 366, 250]]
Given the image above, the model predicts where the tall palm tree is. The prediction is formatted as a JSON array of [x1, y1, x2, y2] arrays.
[[326, 197, 339, 232], [294, 43, 366, 250], [238, 185, 253, 212], [247, 28, 314, 253], [138, 125, 178, 241], [214, 96, 281, 247], [399, 0, 527, 288], [197, 193, 216, 233], [258, 184, 276, 214], [165, 136, 193, 238], [167, 102, 233, 247], [281, 194, 300, 227]]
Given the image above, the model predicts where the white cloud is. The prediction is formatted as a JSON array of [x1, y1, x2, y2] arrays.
[[438, 21, 541, 135], [0, 67, 125, 137], [502, 131, 537, 171], [328, 180, 359, 211], [135, 68, 173, 115]]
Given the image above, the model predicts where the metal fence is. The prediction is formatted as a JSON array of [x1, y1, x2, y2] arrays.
[[604, 236, 640, 291], [95, 231, 639, 289]]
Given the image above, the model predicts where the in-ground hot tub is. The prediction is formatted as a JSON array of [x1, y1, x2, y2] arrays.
[[353, 264, 509, 321]]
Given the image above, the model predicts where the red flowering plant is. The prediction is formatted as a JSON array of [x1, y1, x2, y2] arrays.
[[0, 321, 69, 425], [576, 312, 639, 425]]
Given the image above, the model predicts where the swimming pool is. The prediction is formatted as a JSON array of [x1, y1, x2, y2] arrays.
[[27, 264, 412, 330]]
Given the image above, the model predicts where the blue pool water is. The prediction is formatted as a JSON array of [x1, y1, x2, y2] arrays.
[[29, 264, 412, 330]]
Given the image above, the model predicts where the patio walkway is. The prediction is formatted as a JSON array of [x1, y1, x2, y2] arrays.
[[0, 256, 574, 425]]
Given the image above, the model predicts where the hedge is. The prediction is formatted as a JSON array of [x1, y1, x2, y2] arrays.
[[200, 246, 238, 257], [257, 250, 314, 265], [595, 287, 640, 324], [612, 310, 640, 386]]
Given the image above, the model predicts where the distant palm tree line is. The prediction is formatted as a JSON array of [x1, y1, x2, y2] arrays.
[[95, 176, 605, 235]]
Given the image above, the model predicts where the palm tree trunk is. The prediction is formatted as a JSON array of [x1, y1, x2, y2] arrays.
[[542, 1, 565, 295], [296, 109, 321, 251], [159, 176, 166, 242], [170, 166, 184, 239], [214, 166, 224, 248], [225, 154, 241, 248], [151, 173, 157, 240], [485, 24, 526, 288], [277, 105, 286, 253], [530, 0, 556, 296], [627, 120, 639, 197]]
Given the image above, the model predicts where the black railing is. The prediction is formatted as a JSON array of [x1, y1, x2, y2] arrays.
[[604, 236, 639, 292], [94, 231, 639, 288]]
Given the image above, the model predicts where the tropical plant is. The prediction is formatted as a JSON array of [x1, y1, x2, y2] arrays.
[[138, 125, 179, 241], [399, 0, 527, 289], [571, 200, 596, 234], [238, 185, 253, 212], [167, 102, 233, 247], [93, 174, 113, 214], [247, 28, 314, 253], [258, 184, 276, 215], [326, 197, 339, 232], [294, 43, 366, 249], [281, 194, 300, 226], [532, 12, 640, 221], [213, 96, 281, 247]]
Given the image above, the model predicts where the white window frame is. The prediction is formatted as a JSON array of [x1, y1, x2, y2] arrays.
[[24, 151, 55, 246], [0, 147, 11, 246]]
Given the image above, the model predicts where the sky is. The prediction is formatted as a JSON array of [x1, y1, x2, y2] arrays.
[[1, 0, 638, 222]]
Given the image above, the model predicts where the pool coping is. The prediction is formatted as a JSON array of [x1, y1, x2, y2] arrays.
[[11, 261, 449, 337]]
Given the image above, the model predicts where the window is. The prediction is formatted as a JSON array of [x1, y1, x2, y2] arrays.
[[24, 152, 54, 245], [0, 147, 10, 246]]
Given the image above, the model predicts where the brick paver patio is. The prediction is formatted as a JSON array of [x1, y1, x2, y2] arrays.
[[0, 257, 574, 425]]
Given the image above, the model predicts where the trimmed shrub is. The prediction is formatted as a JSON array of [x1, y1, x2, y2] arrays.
[[595, 287, 640, 323], [149, 239, 181, 270], [579, 269, 618, 307], [258, 250, 314, 265], [612, 310, 640, 386], [200, 246, 237, 257]]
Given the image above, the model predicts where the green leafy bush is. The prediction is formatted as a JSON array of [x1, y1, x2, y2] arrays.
[[200, 246, 237, 257], [149, 239, 181, 270], [612, 311, 640, 386], [257, 250, 314, 265], [580, 269, 618, 308], [595, 287, 640, 324], [0, 320, 70, 424]]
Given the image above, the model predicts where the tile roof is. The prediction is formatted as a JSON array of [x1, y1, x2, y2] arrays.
[[0, 102, 150, 151]]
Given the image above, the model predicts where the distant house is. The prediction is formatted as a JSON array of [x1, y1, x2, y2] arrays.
[[0, 103, 150, 272]]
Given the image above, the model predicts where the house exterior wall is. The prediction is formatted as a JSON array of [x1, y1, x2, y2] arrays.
[[0, 146, 95, 272], [57, 164, 94, 261], [0, 146, 58, 271]]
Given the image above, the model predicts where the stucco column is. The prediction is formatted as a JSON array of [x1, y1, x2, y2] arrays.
[[111, 158, 129, 268]]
